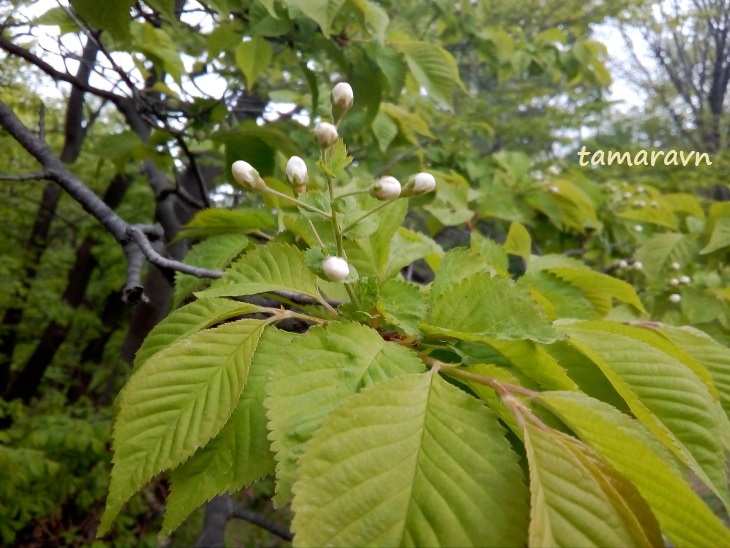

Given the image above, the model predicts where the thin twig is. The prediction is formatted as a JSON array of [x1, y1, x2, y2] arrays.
[[231, 503, 293, 542]]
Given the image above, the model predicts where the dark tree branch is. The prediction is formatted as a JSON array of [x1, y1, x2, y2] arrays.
[[0, 172, 45, 181]]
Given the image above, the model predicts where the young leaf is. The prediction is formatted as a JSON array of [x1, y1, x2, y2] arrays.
[[199, 242, 323, 301], [175, 208, 277, 241], [161, 327, 277, 536], [174, 235, 250, 307], [393, 41, 464, 106], [235, 36, 273, 89], [376, 278, 428, 337], [547, 267, 646, 316], [291, 373, 529, 546], [134, 297, 263, 369], [422, 272, 559, 344], [264, 322, 425, 506], [296, 0, 346, 37], [524, 423, 663, 548], [539, 391, 730, 548], [634, 233, 696, 281], [503, 221, 531, 262], [430, 247, 497, 305], [560, 321, 730, 510], [99, 319, 267, 535], [470, 231, 510, 276]]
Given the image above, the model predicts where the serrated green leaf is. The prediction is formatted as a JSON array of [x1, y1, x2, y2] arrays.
[[524, 423, 663, 548], [291, 373, 529, 546], [529, 179, 600, 232], [657, 325, 730, 419], [296, 0, 346, 36], [174, 235, 250, 307], [560, 321, 730, 510], [483, 339, 577, 390], [394, 41, 464, 106], [424, 176, 473, 226], [423, 272, 559, 344], [176, 208, 277, 241], [430, 248, 496, 305], [236, 36, 273, 89], [539, 391, 730, 548], [701, 216, 730, 254], [547, 267, 646, 316], [264, 322, 425, 505], [376, 279, 428, 337], [99, 319, 267, 535], [634, 233, 697, 282], [385, 227, 443, 278], [519, 270, 596, 320], [162, 327, 277, 536], [503, 221, 531, 261], [470, 231, 509, 276], [200, 242, 323, 301], [350, 0, 389, 42], [134, 298, 262, 369]]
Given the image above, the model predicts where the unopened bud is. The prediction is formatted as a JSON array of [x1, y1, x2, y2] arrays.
[[633, 261, 643, 270], [286, 156, 308, 196], [401, 172, 436, 197], [549, 185, 559, 193], [670, 261, 681, 271], [617, 260, 628, 268], [231, 160, 266, 191], [331, 82, 354, 122], [314, 122, 338, 149], [634, 224, 644, 233], [669, 293, 681, 304], [669, 278, 680, 286], [679, 275, 691, 284], [322, 256, 349, 282], [369, 176, 401, 200]]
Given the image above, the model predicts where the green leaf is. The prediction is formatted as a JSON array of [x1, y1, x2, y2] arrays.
[[384, 227, 443, 278], [657, 325, 730, 419], [423, 272, 559, 344], [295, 0, 346, 37], [503, 221, 531, 261], [560, 321, 730, 509], [175, 208, 277, 241], [547, 267, 646, 316], [174, 235, 250, 307], [99, 319, 267, 535], [162, 327, 277, 536], [131, 23, 186, 83], [470, 231, 509, 276], [393, 41, 464, 106], [235, 36, 274, 89], [133, 298, 262, 369], [524, 422, 663, 547], [72, 0, 133, 39], [430, 247, 496, 305], [424, 172, 473, 226], [481, 339, 577, 390], [291, 373, 529, 546], [371, 110, 398, 153], [539, 391, 730, 548], [528, 179, 600, 232], [376, 279, 428, 337], [701, 216, 730, 254], [200, 242, 323, 301], [264, 322, 425, 505], [350, 0, 389, 42], [618, 206, 678, 230], [634, 233, 697, 282]]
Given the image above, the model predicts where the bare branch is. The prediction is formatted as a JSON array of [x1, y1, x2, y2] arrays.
[[0, 172, 46, 181], [232, 503, 293, 542]]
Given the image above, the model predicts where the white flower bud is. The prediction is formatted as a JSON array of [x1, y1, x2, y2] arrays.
[[623, 192, 633, 199], [369, 176, 401, 200], [669, 278, 680, 286], [549, 185, 560, 193], [650, 200, 660, 208], [637, 185, 645, 193], [634, 225, 644, 233], [314, 122, 339, 149], [286, 156, 308, 185], [633, 261, 643, 270], [322, 256, 349, 282], [231, 160, 266, 190], [679, 275, 691, 284], [331, 82, 354, 122], [670, 261, 681, 271], [617, 259, 628, 268], [669, 293, 681, 304], [401, 172, 436, 197]]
